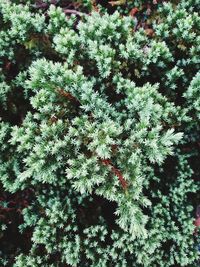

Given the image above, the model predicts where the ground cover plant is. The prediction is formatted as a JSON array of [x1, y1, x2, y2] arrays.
[[0, 0, 199, 266]]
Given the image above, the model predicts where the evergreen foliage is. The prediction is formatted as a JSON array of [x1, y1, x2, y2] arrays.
[[0, 0, 199, 266]]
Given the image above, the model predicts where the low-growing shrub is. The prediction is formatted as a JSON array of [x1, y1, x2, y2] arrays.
[[0, 0, 199, 266]]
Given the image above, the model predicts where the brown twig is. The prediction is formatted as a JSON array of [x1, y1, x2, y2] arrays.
[[33, 1, 88, 17], [57, 88, 80, 104], [100, 159, 128, 190], [63, 9, 87, 16]]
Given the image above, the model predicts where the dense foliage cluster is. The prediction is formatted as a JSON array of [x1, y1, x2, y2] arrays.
[[0, 0, 199, 266]]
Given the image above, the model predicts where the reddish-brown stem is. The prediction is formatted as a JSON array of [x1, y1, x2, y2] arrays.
[[101, 159, 128, 190], [63, 9, 87, 16], [57, 88, 80, 104], [34, 1, 88, 17]]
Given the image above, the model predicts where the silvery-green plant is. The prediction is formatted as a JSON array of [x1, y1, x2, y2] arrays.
[[0, 0, 199, 266]]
